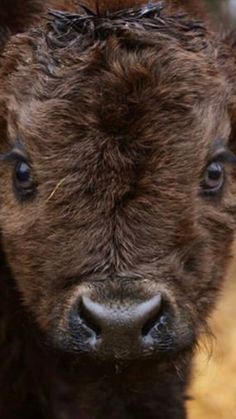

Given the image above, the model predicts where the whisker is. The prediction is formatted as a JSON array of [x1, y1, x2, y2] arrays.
[[46, 177, 67, 203]]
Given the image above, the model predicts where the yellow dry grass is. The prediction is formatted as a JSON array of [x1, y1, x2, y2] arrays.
[[188, 252, 236, 419]]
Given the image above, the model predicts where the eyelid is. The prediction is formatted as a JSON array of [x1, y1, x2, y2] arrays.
[[209, 149, 236, 165], [0, 148, 28, 163]]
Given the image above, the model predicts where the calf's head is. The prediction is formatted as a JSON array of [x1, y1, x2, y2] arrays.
[[0, 0, 236, 362]]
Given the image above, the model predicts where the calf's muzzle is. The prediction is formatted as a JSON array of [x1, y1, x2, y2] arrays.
[[68, 294, 168, 359]]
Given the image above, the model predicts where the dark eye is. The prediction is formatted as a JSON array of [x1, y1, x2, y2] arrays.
[[202, 161, 225, 195], [14, 161, 36, 199]]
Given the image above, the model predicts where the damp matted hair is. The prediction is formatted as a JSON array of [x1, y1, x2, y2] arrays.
[[46, 2, 207, 51]]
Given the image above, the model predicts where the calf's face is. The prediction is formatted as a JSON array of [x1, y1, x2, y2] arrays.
[[0, 7, 236, 362]]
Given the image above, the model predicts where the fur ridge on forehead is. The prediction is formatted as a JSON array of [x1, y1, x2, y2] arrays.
[[47, 2, 207, 52]]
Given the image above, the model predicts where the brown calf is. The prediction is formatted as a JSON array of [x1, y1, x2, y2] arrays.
[[0, 1, 236, 418]]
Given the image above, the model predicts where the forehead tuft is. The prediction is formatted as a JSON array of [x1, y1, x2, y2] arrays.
[[46, 2, 207, 52]]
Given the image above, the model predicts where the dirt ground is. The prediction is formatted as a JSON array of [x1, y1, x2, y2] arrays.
[[188, 249, 236, 419]]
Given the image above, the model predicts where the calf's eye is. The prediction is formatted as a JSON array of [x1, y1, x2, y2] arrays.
[[14, 161, 36, 199], [202, 161, 225, 195]]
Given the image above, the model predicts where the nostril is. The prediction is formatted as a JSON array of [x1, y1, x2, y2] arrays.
[[78, 298, 102, 337], [141, 298, 163, 337]]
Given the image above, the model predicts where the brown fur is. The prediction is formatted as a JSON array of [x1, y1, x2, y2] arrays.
[[49, 0, 207, 17], [0, 0, 45, 34], [0, 1, 235, 418]]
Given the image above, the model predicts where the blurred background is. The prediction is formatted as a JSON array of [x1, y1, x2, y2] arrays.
[[187, 2, 236, 419], [188, 258, 236, 419], [205, 0, 236, 24]]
